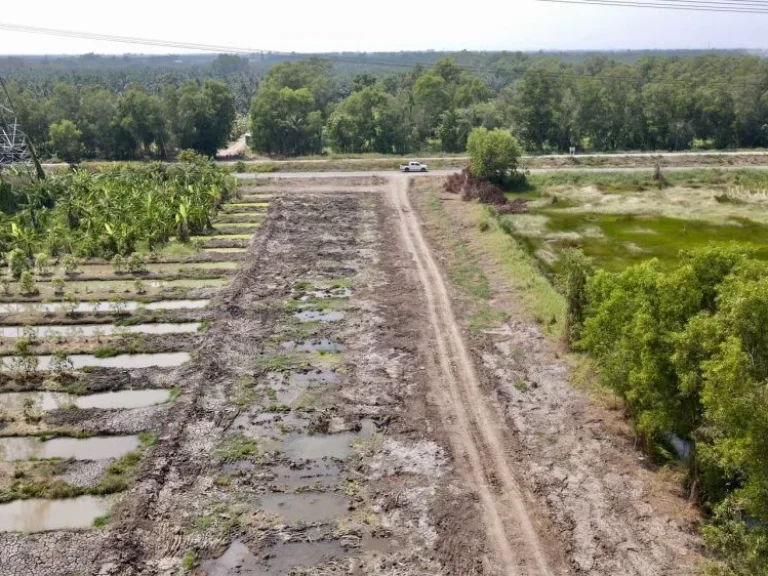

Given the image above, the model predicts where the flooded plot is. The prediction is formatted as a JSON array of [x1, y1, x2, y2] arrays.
[[0, 299, 210, 315], [7, 278, 228, 296], [282, 419, 375, 461], [201, 540, 346, 576], [0, 496, 111, 533], [279, 339, 345, 353], [0, 322, 201, 338], [74, 261, 241, 276], [0, 435, 140, 461], [0, 389, 172, 411], [202, 248, 248, 254], [0, 352, 190, 371], [259, 493, 349, 524], [294, 310, 345, 323]]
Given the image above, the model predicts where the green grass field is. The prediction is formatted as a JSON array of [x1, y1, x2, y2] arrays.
[[501, 169, 768, 273]]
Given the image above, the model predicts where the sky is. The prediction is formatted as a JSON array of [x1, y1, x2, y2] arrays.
[[0, 0, 766, 55]]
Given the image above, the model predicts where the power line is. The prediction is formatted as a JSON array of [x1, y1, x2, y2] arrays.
[[536, 0, 768, 13], [0, 22, 283, 55]]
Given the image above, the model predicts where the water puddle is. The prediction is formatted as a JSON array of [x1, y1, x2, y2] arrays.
[[0, 299, 209, 314], [294, 310, 345, 323], [0, 435, 139, 461], [279, 340, 345, 353], [268, 461, 341, 489], [282, 419, 375, 461], [298, 288, 352, 301], [363, 536, 395, 555], [0, 322, 201, 338], [0, 352, 190, 371], [243, 412, 308, 438], [266, 369, 338, 407], [259, 493, 349, 524], [201, 540, 346, 576], [0, 496, 111, 533], [289, 370, 339, 386], [0, 389, 172, 411]]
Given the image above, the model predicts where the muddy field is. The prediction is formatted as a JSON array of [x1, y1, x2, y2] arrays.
[[0, 174, 706, 575]]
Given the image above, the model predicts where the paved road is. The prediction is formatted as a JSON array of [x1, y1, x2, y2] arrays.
[[236, 164, 768, 181], [222, 149, 768, 166], [41, 149, 768, 172]]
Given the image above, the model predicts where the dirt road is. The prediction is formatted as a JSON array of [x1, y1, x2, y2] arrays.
[[388, 175, 562, 574]]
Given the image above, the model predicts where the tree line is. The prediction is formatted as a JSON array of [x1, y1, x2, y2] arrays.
[[7, 52, 768, 160], [6, 79, 236, 162], [249, 54, 768, 156], [561, 247, 768, 575]]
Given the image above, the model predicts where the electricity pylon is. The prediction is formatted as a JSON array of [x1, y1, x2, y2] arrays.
[[0, 76, 45, 180]]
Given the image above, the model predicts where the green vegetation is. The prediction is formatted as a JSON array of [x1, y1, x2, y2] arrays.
[[0, 433, 156, 504], [499, 170, 768, 274], [0, 158, 235, 265], [565, 247, 768, 575], [181, 549, 198, 572], [92, 513, 111, 528], [4, 77, 236, 160], [466, 127, 523, 183], [93, 347, 120, 359], [216, 434, 259, 461], [10, 52, 768, 158]]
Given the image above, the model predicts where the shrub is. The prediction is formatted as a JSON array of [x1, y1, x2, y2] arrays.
[[443, 168, 528, 212], [62, 254, 81, 276], [126, 253, 147, 274], [49, 350, 74, 372], [111, 254, 126, 274], [8, 248, 28, 280], [466, 127, 523, 184], [558, 249, 594, 348], [234, 160, 247, 173], [19, 271, 38, 296], [51, 277, 66, 296], [62, 290, 80, 316], [34, 253, 50, 276]]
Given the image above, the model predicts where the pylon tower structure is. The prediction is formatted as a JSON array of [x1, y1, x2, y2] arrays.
[[0, 76, 44, 179]]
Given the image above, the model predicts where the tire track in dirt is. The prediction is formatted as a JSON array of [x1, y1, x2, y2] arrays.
[[387, 174, 558, 575]]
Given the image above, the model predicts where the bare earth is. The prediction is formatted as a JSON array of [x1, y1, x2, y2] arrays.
[[0, 173, 704, 575]]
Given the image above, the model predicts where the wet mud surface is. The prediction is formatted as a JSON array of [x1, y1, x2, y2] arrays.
[[0, 177, 495, 576]]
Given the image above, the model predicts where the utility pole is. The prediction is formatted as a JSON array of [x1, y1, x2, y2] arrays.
[[0, 76, 45, 180]]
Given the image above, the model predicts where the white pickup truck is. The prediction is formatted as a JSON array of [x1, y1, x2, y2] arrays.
[[399, 161, 429, 172]]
